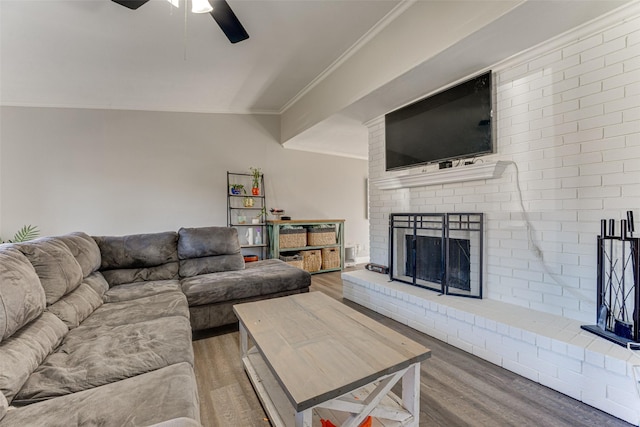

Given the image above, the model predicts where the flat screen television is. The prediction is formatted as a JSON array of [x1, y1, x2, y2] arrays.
[[385, 71, 493, 171]]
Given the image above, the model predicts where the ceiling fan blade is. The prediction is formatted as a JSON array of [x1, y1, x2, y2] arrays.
[[111, 0, 151, 10], [210, 0, 249, 44]]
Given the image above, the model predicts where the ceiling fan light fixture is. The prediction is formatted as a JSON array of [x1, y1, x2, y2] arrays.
[[191, 0, 213, 14]]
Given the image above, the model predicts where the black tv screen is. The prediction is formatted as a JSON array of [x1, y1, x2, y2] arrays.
[[385, 71, 493, 171]]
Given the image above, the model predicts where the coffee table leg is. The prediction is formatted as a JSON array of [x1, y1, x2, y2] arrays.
[[239, 320, 248, 359], [294, 408, 312, 427], [402, 362, 420, 427]]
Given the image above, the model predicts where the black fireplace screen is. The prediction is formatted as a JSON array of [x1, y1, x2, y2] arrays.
[[405, 236, 471, 291], [390, 213, 483, 298]]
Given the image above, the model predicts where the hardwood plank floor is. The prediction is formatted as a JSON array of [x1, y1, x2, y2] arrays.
[[193, 267, 632, 426]]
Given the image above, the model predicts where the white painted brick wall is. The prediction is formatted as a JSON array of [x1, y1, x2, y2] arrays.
[[367, 9, 640, 324]]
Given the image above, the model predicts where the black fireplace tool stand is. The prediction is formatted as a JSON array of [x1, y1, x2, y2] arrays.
[[582, 212, 640, 347]]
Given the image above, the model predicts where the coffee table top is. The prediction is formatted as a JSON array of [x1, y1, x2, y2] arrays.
[[233, 291, 431, 412]]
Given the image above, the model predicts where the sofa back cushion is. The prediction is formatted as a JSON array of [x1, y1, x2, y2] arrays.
[[82, 271, 110, 297], [0, 247, 46, 343], [16, 238, 84, 306], [46, 276, 105, 329], [177, 227, 244, 277], [55, 232, 101, 278], [93, 232, 179, 286]]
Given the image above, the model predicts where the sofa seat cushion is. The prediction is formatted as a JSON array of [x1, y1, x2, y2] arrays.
[[177, 227, 244, 277], [13, 316, 193, 403], [94, 232, 179, 286], [55, 232, 101, 278], [1, 362, 200, 427], [189, 288, 309, 331], [0, 247, 46, 343], [180, 259, 311, 307], [0, 312, 68, 404], [0, 392, 6, 421], [103, 280, 182, 303], [81, 291, 189, 328]]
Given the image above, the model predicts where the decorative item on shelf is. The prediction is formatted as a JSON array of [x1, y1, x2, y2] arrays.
[[246, 228, 254, 245], [321, 247, 340, 270], [255, 229, 262, 245], [243, 197, 254, 207], [237, 215, 247, 224], [270, 208, 285, 219], [279, 253, 304, 269], [279, 226, 306, 248], [230, 184, 245, 195], [302, 249, 322, 272], [308, 225, 336, 246], [243, 255, 259, 263], [253, 206, 267, 224], [249, 167, 261, 195]]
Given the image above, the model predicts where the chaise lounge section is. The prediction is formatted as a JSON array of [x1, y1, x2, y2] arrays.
[[0, 226, 311, 426]]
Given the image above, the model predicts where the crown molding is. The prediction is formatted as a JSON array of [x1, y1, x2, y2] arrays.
[[0, 102, 279, 116]]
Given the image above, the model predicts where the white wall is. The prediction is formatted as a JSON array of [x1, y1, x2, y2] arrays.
[[368, 10, 640, 323], [0, 107, 369, 253]]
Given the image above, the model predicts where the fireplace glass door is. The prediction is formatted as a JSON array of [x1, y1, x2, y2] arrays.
[[389, 213, 483, 298]]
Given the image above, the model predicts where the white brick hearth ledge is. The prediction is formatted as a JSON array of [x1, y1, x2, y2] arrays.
[[342, 270, 640, 425], [370, 161, 510, 190]]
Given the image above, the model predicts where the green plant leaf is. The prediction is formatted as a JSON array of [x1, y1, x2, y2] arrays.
[[12, 225, 40, 242]]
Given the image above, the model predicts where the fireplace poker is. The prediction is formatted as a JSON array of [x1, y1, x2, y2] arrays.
[[627, 211, 638, 339], [609, 219, 615, 330], [628, 210, 637, 284], [622, 219, 627, 323]]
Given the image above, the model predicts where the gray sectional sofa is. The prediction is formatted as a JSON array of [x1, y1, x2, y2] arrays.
[[0, 226, 311, 426]]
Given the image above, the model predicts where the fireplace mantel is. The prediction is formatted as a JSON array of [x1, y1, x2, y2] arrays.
[[372, 160, 510, 190]]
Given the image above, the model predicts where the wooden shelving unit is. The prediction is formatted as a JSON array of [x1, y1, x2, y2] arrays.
[[268, 219, 345, 274]]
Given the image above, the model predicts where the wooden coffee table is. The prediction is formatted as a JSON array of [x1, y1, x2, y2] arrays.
[[233, 292, 431, 427]]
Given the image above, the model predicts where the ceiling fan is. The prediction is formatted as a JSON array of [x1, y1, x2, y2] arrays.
[[111, 0, 249, 44]]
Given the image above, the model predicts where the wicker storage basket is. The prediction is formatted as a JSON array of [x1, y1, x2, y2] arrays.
[[307, 226, 336, 246], [279, 254, 304, 269], [279, 228, 307, 249], [321, 247, 340, 270], [302, 250, 322, 272]]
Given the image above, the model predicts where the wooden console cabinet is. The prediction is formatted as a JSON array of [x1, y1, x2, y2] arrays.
[[268, 219, 345, 274]]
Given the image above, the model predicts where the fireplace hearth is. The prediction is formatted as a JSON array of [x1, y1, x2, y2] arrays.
[[390, 213, 483, 298]]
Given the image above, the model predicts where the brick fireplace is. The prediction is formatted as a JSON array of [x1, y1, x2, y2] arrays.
[[343, 8, 640, 424]]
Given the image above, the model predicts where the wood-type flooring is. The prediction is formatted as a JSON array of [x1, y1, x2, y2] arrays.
[[192, 267, 632, 427]]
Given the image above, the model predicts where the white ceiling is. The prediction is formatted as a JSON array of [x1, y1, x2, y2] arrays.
[[1, 0, 634, 160], [0, 0, 400, 112]]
